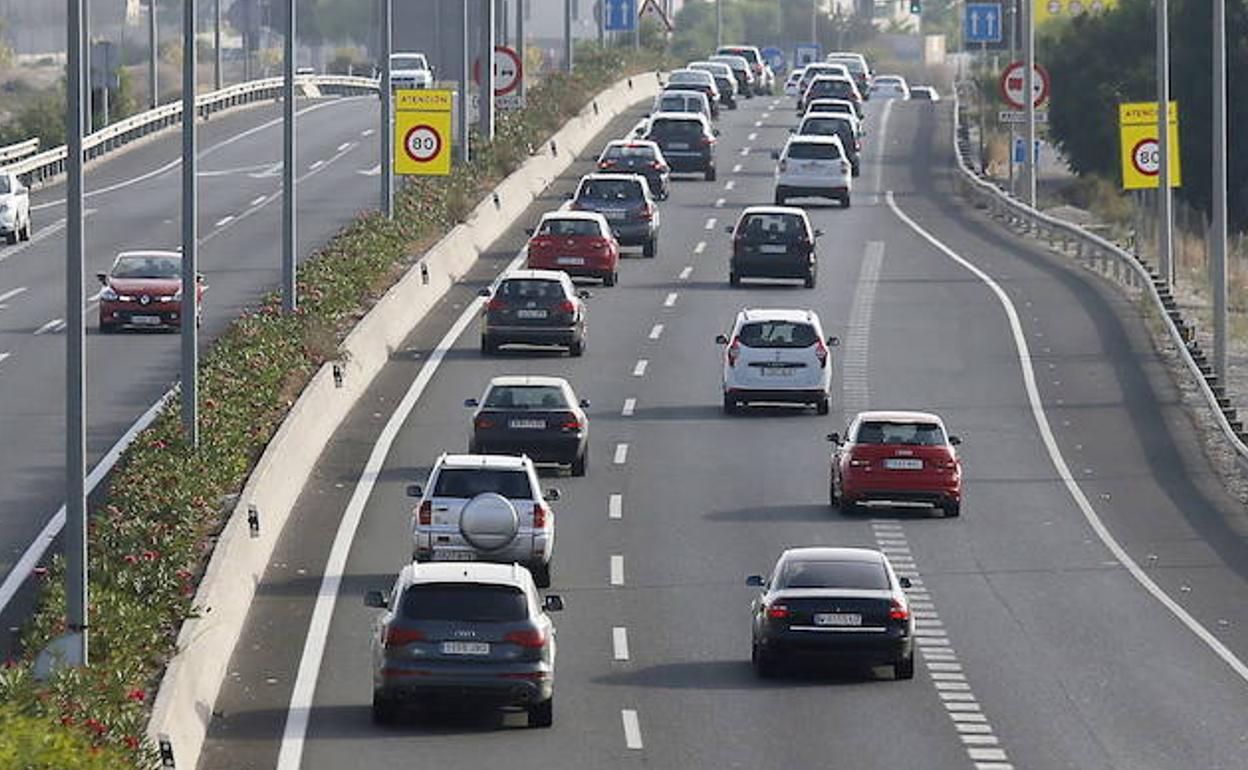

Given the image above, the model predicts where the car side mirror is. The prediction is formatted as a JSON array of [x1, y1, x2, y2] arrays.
[[96, 272, 108, 285], [827, 336, 840, 347], [464, 398, 479, 408], [563, 191, 574, 199], [715, 333, 729, 345], [543, 594, 565, 612], [196, 272, 205, 282], [364, 590, 388, 609], [714, 129, 721, 136], [745, 575, 765, 587], [788, 128, 795, 133], [477, 287, 491, 298], [406, 484, 423, 498], [724, 225, 734, 234], [579, 398, 591, 408], [524, 227, 535, 236], [898, 577, 912, 589], [578, 290, 592, 299], [827, 432, 841, 444], [813, 228, 824, 238], [949, 435, 962, 446], [545, 488, 561, 502], [770, 150, 780, 160]]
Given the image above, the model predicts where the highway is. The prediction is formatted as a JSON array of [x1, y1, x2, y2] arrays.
[[0, 95, 382, 631], [199, 90, 1248, 769]]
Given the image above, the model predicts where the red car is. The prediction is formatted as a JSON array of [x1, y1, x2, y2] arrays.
[[97, 250, 204, 332], [524, 211, 621, 286], [829, 411, 963, 517]]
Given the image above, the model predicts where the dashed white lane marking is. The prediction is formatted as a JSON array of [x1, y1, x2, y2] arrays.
[[613, 627, 631, 660], [887, 191, 1248, 684], [678, 266, 693, 280], [739, 147, 750, 156], [608, 494, 623, 520], [694, 241, 706, 254], [360, 128, 375, 137], [747, 131, 758, 141], [714, 198, 726, 208], [250, 195, 267, 206], [622, 398, 636, 417], [358, 164, 381, 177], [34, 318, 66, 335], [761, 112, 771, 118], [648, 323, 664, 340], [215, 215, 235, 228], [704, 218, 716, 230], [309, 160, 325, 171], [753, 120, 763, 127], [632, 359, 648, 377], [621, 709, 643, 749], [842, 242, 883, 413], [337, 141, 352, 152], [0, 352, 10, 365], [0, 287, 28, 306], [732, 163, 743, 173], [613, 443, 629, 464], [610, 554, 625, 585], [724, 180, 736, 190], [664, 292, 678, 307]]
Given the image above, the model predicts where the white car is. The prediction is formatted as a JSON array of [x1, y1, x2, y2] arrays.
[[717, 308, 836, 415], [773, 135, 853, 207], [648, 90, 712, 123], [909, 86, 941, 102], [408, 454, 559, 586], [872, 75, 911, 100], [0, 172, 32, 245], [798, 62, 851, 98], [804, 96, 865, 123], [784, 67, 806, 97], [389, 52, 433, 89]]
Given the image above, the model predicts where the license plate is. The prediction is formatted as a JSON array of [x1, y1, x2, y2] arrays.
[[814, 613, 862, 627], [441, 641, 490, 655], [516, 309, 548, 319], [509, 419, 547, 429], [604, 210, 626, 221], [431, 550, 476, 561], [760, 366, 795, 377], [556, 256, 585, 265], [667, 142, 690, 150], [131, 315, 161, 326], [884, 458, 924, 470], [759, 244, 788, 254]]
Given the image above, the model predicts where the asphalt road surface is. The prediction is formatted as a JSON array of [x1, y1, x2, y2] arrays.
[[199, 91, 1248, 770], [0, 95, 382, 637]]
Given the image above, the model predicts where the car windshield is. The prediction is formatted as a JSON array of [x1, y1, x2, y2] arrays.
[[579, 178, 642, 201], [483, 385, 568, 410], [810, 80, 854, 98], [737, 213, 806, 241], [605, 144, 658, 160], [539, 218, 600, 237], [111, 255, 180, 278], [854, 421, 947, 446], [828, 58, 867, 75], [658, 96, 697, 112], [432, 468, 534, 499], [498, 279, 565, 300], [801, 118, 854, 141], [401, 584, 528, 622], [391, 55, 427, 70], [786, 142, 842, 160], [778, 559, 889, 590], [738, 321, 818, 348], [650, 120, 703, 140]]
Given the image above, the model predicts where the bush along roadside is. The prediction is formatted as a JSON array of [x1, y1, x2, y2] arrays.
[[0, 45, 668, 770]]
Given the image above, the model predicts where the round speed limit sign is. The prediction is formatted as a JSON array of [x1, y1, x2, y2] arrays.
[[404, 124, 442, 164], [1131, 138, 1160, 176]]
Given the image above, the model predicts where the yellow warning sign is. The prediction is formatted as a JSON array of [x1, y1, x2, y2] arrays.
[[1118, 101, 1181, 191], [395, 89, 453, 176], [1035, 0, 1117, 26]]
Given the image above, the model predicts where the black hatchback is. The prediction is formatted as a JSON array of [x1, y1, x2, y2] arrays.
[[727, 206, 822, 288], [479, 270, 589, 356], [643, 114, 718, 181], [466, 375, 591, 475]]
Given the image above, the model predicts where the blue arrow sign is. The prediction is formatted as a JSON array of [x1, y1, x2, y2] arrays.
[[965, 2, 1003, 43], [604, 0, 637, 31], [761, 46, 786, 73]]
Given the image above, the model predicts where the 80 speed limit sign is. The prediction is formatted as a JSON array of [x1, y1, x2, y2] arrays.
[[395, 89, 453, 176], [404, 124, 442, 163]]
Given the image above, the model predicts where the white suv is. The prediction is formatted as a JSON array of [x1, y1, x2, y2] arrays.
[[773, 135, 853, 208], [0, 172, 32, 245], [408, 454, 558, 586], [717, 308, 837, 415], [389, 52, 433, 89]]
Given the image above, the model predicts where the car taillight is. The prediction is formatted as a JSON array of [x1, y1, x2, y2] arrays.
[[840, 160, 850, 174], [815, 338, 828, 368], [700, 135, 714, 146], [486, 298, 507, 311], [766, 603, 789, 620], [474, 417, 496, 430], [727, 337, 741, 367], [637, 204, 654, 221], [559, 414, 581, 431], [567, 200, 582, 211], [649, 161, 663, 169], [532, 502, 552, 528], [593, 237, 611, 251], [890, 599, 909, 621], [557, 300, 576, 314], [599, 159, 616, 168], [417, 500, 432, 525], [504, 628, 547, 648], [385, 627, 425, 648], [778, 159, 787, 172]]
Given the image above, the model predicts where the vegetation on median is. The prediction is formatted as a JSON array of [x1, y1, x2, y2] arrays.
[[0, 44, 667, 769]]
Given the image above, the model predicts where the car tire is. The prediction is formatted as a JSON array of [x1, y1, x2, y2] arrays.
[[723, 394, 739, 415], [4, 231, 16, 245], [569, 336, 585, 357], [894, 653, 915, 680], [529, 697, 554, 728], [371, 693, 398, 725], [21, 218, 32, 241], [643, 238, 656, 258], [603, 271, 617, 287], [773, 190, 786, 206], [571, 448, 588, 477], [842, 194, 852, 209], [852, 165, 861, 178], [705, 166, 717, 182], [532, 561, 552, 588], [481, 335, 497, 356], [804, 270, 816, 289], [729, 271, 741, 287], [752, 643, 778, 678], [99, 322, 116, 335], [943, 501, 962, 518], [816, 395, 830, 415]]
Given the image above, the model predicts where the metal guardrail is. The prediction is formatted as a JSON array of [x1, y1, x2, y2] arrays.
[[950, 90, 1248, 460], [0, 75, 379, 186], [0, 138, 40, 165]]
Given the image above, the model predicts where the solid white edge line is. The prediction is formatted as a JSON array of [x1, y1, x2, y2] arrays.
[[621, 709, 643, 749], [885, 189, 1248, 684], [608, 494, 623, 520], [274, 251, 525, 770], [612, 626, 630, 660], [610, 554, 625, 586]]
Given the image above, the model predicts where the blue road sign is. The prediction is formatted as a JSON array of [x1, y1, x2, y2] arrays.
[[965, 3, 1003, 43], [604, 0, 637, 32], [794, 43, 822, 67], [1013, 137, 1041, 164], [761, 46, 786, 73]]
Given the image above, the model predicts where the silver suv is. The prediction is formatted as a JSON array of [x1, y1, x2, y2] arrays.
[[409, 454, 558, 586]]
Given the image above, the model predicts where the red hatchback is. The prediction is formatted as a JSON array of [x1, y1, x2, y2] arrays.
[[829, 411, 963, 517], [525, 211, 620, 286], [97, 250, 204, 332]]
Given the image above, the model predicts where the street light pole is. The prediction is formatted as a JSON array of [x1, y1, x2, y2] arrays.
[[715, 0, 722, 48], [480, 0, 495, 141], [1155, 0, 1172, 287], [149, 0, 157, 108], [380, 0, 393, 218], [182, 0, 199, 446], [517, 0, 526, 101], [462, 0, 473, 159], [563, 0, 573, 72], [282, 0, 297, 313], [215, 0, 223, 91], [1023, 0, 1036, 208], [1211, 0, 1227, 385]]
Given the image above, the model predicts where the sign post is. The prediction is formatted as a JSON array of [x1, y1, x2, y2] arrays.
[[395, 90, 453, 176], [1118, 101, 1180, 190]]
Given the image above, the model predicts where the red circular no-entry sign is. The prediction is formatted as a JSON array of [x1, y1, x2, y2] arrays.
[[473, 45, 523, 96], [999, 61, 1050, 109]]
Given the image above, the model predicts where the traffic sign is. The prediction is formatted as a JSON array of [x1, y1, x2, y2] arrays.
[[965, 3, 1003, 43], [999, 61, 1049, 109], [604, 0, 637, 31], [1036, 0, 1118, 25], [794, 43, 822, 67], [1118, 101, 1180, 190], [395, 89, 452, 176], [474, 45, 523, 97], [761, 46, 786, 74], [1012, 138, 1041, 164], [998, 109, 1048, 124]]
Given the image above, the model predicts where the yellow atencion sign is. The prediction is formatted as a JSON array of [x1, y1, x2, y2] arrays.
[[1118, 101, 1181, 191], [395, 89, 453, 176], [1035, 0, 1118, 25]]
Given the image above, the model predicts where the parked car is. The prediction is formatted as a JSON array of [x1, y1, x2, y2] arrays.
[[725, 206, 822, 288], [717, 308, 835, 415], [525, 211, 620, 286], [0, 171, 31, 244], [825, 52, 874, 98], [909, 85, 941, 101], [829, 410, 963, 517], [97, 250, 205, 332], [365, 562, 564, 726], [871, 75, 911, 100], [408, 453, 559, 585], [794, 112, 862, 177], [466, 375, 591, 476], [565, 173, 660, 256], [389, 51, 433, 89], [717, 45, 772, 94], [798, 76, 862, 113], [648, 90, 713, 124], [666, 69, 721, 115], [639, 112, 718, 181], [773, 135, 853, 207], [690, 60, 740, 109], [747, 547, 915, 678], [479, 270, 589, 356], [597, 139, 671, 201], [784, 67, 806, 97], [709, 54, 755, 99]]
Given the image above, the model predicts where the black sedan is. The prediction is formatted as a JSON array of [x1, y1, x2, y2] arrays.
[[466, 375, 590, 475], [747, 547, 915, 679]]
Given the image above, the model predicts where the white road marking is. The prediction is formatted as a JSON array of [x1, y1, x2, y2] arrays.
[[610, 554, 625, 585], [214, 215, 235, 228], [887, 190, 1248, 684], [357, 164, 381, 177], [678, 266, 693, 280], [724, 180, 736, 190], [0, 352, 9, 365], [0, 210, 96, 265], [249, 163, 282, 178], [612, 627, 630, 660], [872, 100, 894, 204], [309, 160, 326, 171], [34, 318, 66, 335], [0, 287, 28, 305], [761, 112, 771, 118], [694, 241, 707, 254], [337, 141, 352, 152], [614, 443, 629, 464], [747, 132, 758, 141], [608, 494, 623, 520], [621, 709, 643, 749], [739, 147, 750, 156], [622, 398, 636, 416], [250, 195, 268, 207], [361, 128, 375, 137], [272, 249, 528, 770], [753, 120, 762, 127], [714, 198, 725, 208], [632, 359, 648, 377], [704, 218, 716, 230], [648, 324, 664, 340], [664, 292, 678, 307], [732, 163, 743, 173]]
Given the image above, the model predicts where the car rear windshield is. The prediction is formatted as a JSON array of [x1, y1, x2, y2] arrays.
[[721, 47, 760, 65], [401, 584, 528, 622], [738, 321, 818, 348], [778, 559, 889, 590], [737, 213, 807, 241], [484, 385, 568, 410], [497, 279, 566, 300], [432, 469, 534, 499], [711, 56, 748, 71], [810, 80, 854, 98], [854, 421, 947, 446], [649, 119, 704, 140], [391, 55, 427, 70], [579, 178, 643, 201], [801, 118, 854, 140], [605, 144, 658, 160], [671, 71, 709, 84], [828, 57, 867, 75], [786, 142, 842, 160], [112, 255, 180, 278], [539, 218, 600, 237]]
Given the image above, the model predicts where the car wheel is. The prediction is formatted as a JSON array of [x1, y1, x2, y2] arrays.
[[752, 643, 778, 678], [943, 501, 962, 518], [729, 271, 741, 287], [571, 448, 588, 477], [532, 561, 552, 588], [569, 336, 585, 357], [804, 270, 816, 289], [480, 335, 496, 356], [722, 394, 738, 415], [4, 231, 16, 246], [773, 190, 786, 206], [21, 218, 32, 241], [603, 271, 617, 287], [528, 697, 554, 728], [894, 653, 915, 680], [852, 165, 861, 178], [371, 692, 398, 725], [816, 395, 830, 415], [842, 194, 852, 209], [98, 322, 116, 335], [705, 166, 717, 182], [643, 238, 656, 258]]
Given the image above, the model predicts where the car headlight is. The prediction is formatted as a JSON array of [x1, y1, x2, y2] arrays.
[[100, 286, 119, 301], [0, 202, 9, 215], [160, 290, 182, 302]]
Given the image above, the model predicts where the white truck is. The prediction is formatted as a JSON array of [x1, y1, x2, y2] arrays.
[[389, 52, 433, 89]]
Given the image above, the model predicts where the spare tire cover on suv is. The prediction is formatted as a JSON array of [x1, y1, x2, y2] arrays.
[[459, 492, 520, 551]]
